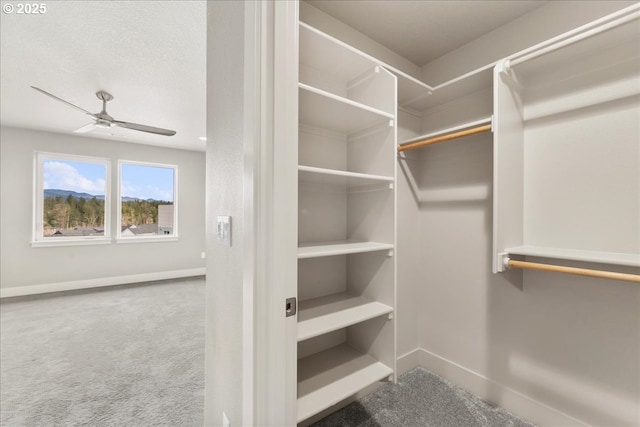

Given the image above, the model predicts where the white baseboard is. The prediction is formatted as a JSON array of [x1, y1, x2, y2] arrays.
[[398, 348, 589, 427], [397, 348, 422, 376], [0, 268, 206, 298]]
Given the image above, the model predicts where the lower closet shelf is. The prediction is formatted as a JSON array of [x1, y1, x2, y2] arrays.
[[298, 241, 394, 259], [297, 343, 393, 423], [297, 292, 393, 341]]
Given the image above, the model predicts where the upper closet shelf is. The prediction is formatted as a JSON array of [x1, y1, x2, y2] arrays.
[[297, 343, 393, 423], [297, 292, 393, 342], [505, 246, 640, 268], [300, 21, 433, 112], [299, 83, 394, 134], [298, 241, 394, 259], [298, 165, 393, 188], [403, 65, 493, 112], [300, 22, 381, 85], [502, 4, 640, 86]]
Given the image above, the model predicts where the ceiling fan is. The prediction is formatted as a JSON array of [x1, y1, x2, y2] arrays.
[[31, 86, 176, 136]]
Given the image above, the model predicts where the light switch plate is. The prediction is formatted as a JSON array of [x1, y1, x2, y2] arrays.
[[217, 216, 231, 246]]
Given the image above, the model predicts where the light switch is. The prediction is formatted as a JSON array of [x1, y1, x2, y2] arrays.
[[217, 216, 231, 246]]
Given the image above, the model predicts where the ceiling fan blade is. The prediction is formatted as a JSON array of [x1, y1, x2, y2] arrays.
[[73, 123, 96, 133], [31, 86, 95, 117], [112, 120, 176, 136]]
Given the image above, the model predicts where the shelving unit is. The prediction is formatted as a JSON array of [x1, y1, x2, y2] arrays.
[[505, 246, 640, 268], [298, 166, 393, 189], [298, 241, 393, 260], [298, 292, 393, 341], [297, 18, 397, 424], [297, 343, 393, 423], [299, 83, 394, 134], [493, 6, 640, 274]]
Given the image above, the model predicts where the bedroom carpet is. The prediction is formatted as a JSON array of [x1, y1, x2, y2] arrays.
[[0, 278, 205, 427]]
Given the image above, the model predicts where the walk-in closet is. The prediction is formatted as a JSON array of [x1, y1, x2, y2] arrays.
[[206, 2, 640, 426]]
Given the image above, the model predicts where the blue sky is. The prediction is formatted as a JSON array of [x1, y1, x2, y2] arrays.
[[121, 163, 174, 202], [44, 159, 106, 195], [44, 159, 174, 201]]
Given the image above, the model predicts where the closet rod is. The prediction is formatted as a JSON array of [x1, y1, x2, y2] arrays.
[[505, 259, 640, 283], [509, 8, 639, 68], [397, 123, 492, 152]]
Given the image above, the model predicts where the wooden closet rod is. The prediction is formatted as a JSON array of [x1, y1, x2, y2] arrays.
[[397, 123, 492, 152], [506, 259, 640, 283]]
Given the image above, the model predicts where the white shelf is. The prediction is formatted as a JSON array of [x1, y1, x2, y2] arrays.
[[300, 22, 379, 84], [506, 246, 640, 268], [392, 70, 433, 111], [300, 21, 433, 114], [402, 64, 493, 112], [298, 241, 394, 259], [509, 9, 640, 85], [298, 165, 393, 188], [297, 292, 393, 342], [297, 343, 393, 422], [299, 83, 394, 134]]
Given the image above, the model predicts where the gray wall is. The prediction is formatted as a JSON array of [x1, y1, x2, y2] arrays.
[[0, 126, 205, 291]]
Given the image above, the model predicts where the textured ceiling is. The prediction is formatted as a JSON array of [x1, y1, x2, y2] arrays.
[[0, 1, 206, 152], [305, 0, 547, 66]]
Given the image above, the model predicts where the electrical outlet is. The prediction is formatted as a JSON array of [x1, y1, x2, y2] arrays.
[[200, 252, 206, 259], [222, 412, 230, 427]]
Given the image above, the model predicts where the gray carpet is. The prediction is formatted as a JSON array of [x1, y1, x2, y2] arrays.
[[0, 278, 205, 427], [311, 367, 536, 427], [2, 278, 534, 427]]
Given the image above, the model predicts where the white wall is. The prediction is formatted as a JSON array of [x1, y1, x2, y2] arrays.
[[205, 1, 244, 425], [0, 126, 205, 296]]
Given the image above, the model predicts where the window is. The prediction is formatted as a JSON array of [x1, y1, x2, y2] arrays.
[[118, 161, 177, 240], [34, 152, 110, 245]]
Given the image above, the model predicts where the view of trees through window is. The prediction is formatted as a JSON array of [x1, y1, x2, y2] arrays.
[[120, 163, 175, 237], [42, 157, 108, 238]]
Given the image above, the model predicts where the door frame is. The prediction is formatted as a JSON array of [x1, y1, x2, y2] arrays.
[[247, 0, 299, 425]]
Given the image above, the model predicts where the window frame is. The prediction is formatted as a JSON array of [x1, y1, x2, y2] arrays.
[[116, 160, 179, 243], [32, 151, 111, 247]]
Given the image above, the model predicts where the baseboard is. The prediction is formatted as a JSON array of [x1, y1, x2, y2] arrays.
[[0, 268, 206, 298], [404, 348, 589, 427], [397, 348, 422, 376]]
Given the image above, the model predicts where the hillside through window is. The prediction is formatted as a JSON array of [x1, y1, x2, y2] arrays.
[[118, 162, 177, 239], [35, 153, 110, 242]]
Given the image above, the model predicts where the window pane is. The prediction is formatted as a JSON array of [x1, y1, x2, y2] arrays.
[[43, 158, 107, 238], [120, 163, 175, 237]]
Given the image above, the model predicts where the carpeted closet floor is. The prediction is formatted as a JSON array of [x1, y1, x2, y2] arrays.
[[1, 278, 534, 427], [310, 368, 535, 427]]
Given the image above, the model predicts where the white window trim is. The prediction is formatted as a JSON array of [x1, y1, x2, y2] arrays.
[[116, 160, 178, 242], [32, 152, 111, 247]]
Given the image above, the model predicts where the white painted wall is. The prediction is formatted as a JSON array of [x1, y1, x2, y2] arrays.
[[0, 126, 205, 296], [205, 2, 245, 425]]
